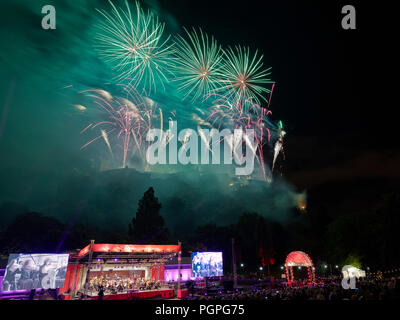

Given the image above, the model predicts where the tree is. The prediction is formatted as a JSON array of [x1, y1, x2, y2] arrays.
[[128, 187, 169, 244], [0, 212, 65, 257], [192, 223, 235, 272], [163, 196, 195, 239], [234, 212, 287, 272], [324, 192, 400, 269]]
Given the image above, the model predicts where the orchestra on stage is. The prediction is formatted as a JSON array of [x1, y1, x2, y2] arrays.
[[86, 274, 162, 295]]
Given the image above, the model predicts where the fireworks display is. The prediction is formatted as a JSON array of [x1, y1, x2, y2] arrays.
[[201, 91, 281, 180], [80, 84, 162, 168], [219, 46, 274, 106], [173, 28, 223, 102], [95, 0, 175, 92], [82, 0, 283, 181]]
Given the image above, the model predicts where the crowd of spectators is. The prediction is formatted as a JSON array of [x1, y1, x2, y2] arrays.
[[184, 276, 400, 301]]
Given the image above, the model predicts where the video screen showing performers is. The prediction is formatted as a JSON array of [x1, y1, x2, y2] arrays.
[[192, 252, 223, 278], [1, 253, 69, 291]]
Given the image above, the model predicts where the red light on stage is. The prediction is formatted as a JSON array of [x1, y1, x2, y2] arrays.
[[101, 245, 111, 252], [77, 243, 181, 257]]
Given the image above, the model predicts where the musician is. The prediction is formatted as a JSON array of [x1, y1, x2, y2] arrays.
[[199, 257, 207, 277], [209, 258, 217, 276], [206, 256, 213, 277], [39, 258, 52, 284], [39, 258, 61, 289], [194, 265, 201, 278], [192, 255, 200, 277], [139, 278, 146, 290], [145, 279, 151, 290], [117, 282, 123, 292], [56, 265, 67, 280], [18, 259, 38, 290], [2, 258, 21, 291]]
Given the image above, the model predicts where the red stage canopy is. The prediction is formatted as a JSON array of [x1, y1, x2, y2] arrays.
[[77, 244, 181, 258]]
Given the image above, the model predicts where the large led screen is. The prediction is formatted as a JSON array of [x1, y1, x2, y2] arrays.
[[192, 252, 223, 278], [1, 253, 69, 291]]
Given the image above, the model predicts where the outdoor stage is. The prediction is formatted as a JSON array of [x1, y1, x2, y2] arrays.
[[59, 242, 183, 300]]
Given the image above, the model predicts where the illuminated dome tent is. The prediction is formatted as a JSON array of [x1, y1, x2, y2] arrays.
[[284, 251, 315, 286]]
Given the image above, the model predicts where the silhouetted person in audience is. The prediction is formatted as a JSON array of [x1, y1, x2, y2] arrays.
[[29, 289, 36, 300]]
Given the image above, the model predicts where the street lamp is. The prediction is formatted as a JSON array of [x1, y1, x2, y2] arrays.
[[259, 267, 263, 271], [240, 263, 244, 268]]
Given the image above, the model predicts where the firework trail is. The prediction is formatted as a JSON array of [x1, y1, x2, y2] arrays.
[[80, 83, 162, 168], [101, 129, 113, 156], [74, 104, 87, 111], [95, 0, 175, 92], [272, 120, 286, 173], [219, 46, 274, 107], [272, 140, 281, 172], [173, 28, 223, 101], [201, 92, 282, 180]]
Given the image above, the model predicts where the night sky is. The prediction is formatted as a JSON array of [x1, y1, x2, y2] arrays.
[[158, 0, 398, 193], [0, 0, 397, 231]]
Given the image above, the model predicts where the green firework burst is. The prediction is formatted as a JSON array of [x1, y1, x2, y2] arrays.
[[220, 46, 274, 106], [94, 0, 175, 92], [173, 28, 223, 102]]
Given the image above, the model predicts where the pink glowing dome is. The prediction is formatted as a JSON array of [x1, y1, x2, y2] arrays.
[[285, 251, 313, 267]]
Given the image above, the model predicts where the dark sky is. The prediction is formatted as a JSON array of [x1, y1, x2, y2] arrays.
[[158, 0, 365, 134], [155, 0, 397, 187]]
